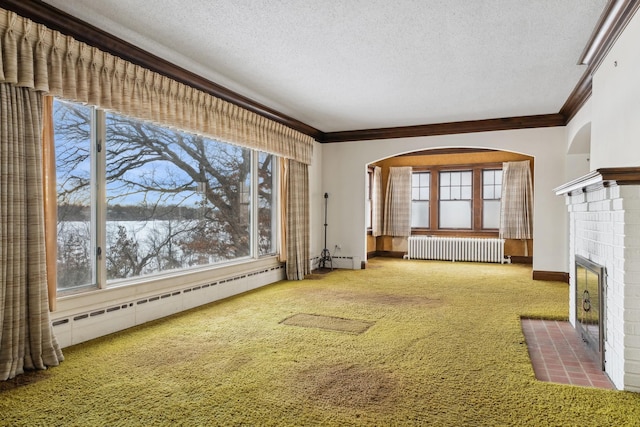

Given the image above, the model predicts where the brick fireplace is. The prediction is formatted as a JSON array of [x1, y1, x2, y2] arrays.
[[555, 168, 640, 392]]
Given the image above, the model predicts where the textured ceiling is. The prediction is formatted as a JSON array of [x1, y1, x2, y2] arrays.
[[43, 0, 607, 133]]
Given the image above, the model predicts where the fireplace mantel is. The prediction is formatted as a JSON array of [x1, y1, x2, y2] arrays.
[[554, 167, 640, 196]]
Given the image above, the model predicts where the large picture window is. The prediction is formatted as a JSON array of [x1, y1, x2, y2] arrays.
[[54, 99, 276, 292]]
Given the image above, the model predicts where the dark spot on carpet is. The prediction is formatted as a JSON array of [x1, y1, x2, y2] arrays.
[[297, 363, 397, 409], [127, 336, 217, 370], [0, 370, 51, 392]]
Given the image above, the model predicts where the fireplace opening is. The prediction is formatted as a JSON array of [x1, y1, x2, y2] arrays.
[[575, 255, 606, 370]]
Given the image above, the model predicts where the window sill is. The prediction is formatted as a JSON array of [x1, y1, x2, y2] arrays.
[[54, 256, 282, 316]]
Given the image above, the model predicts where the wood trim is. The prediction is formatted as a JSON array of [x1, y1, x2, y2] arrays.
[[510, 256, 533, 265], [560, 0, 640, 122], [558, 70, 593, 124], [321, 114, 565, 143], [533, 270, 570, 283], [399, 148, 498, 157], [578, 0, 640, 67], [598, 167, 640, 182], [375, 251, 406, 259], [2, 0, 323, 140], [472, 169, 482, 231]]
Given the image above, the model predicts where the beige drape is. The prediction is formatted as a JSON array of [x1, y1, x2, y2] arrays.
[[383, 166, 412, 237], [285, 160, 310, 280], [0, 83, 64, 380], [0, 9, 313, 165], [371, 166, 383, 237], [499, 160, 533, 240]]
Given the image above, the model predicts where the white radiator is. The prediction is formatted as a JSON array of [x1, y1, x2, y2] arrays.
[[407, 236, 505, 263]]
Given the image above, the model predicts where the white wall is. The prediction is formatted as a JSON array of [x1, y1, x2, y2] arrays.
[[565, 97, 592, 182], [591, 9, 640, 170], [318, 127, 569, 273], [309, 141, 324, 267]]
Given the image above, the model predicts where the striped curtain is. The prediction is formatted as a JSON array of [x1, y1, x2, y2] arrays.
[[499, 160, 533, 239], [383, 166, 412, 237], [0, 83, 64, 380], [285, 160, 310, 280], [371, 166, 383, 237]]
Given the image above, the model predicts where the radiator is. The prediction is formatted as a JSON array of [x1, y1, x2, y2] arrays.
[[407, 236, 505, 263]]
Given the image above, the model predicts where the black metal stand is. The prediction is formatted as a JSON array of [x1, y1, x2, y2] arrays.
[[319, 193, 333, 270]]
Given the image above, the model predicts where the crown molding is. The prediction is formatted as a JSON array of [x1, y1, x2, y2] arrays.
[[560, 0, 640, 123], [4, 0, 638, 143], [320, 114, 565, 143], [1, 0, 323, 140]]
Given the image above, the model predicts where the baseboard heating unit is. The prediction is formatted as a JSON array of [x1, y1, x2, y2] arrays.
[[407, 236, 505, 263]]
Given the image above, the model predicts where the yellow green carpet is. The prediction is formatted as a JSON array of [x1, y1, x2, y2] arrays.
[[2, 258, 640, 426]]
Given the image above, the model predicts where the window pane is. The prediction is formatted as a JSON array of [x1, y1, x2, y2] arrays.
[[439, 200, 472, 228], [483, 169, 502, 200], [441, 187, 451, 200], [451, 187, 461, 200], [451, 172, 460, 186], [104, 112, 251, 281], [461, 171, 472, 185], [484, 170, 494, 185], [483, 185, 494, 199], [483, 200, 501, 229], [441, 172, 450, 185], [258, 152, 275, 256], [412, 172, 430, 201], [420, 187, 430, 200], [411, 200, 429, 228], [461, 186, 472, 200], [54, 99, 95, 291]]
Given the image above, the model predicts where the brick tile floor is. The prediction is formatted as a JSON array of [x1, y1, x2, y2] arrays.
[[521, 318, 614, 389]]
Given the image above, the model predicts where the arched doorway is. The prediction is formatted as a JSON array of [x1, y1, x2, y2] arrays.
[[366, 147, 534, 264]]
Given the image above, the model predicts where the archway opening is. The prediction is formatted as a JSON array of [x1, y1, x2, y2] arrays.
[[366, 147, 534, 264]]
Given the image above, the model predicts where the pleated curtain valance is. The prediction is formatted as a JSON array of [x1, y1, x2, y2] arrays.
[[0, 9, 314, 165]]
